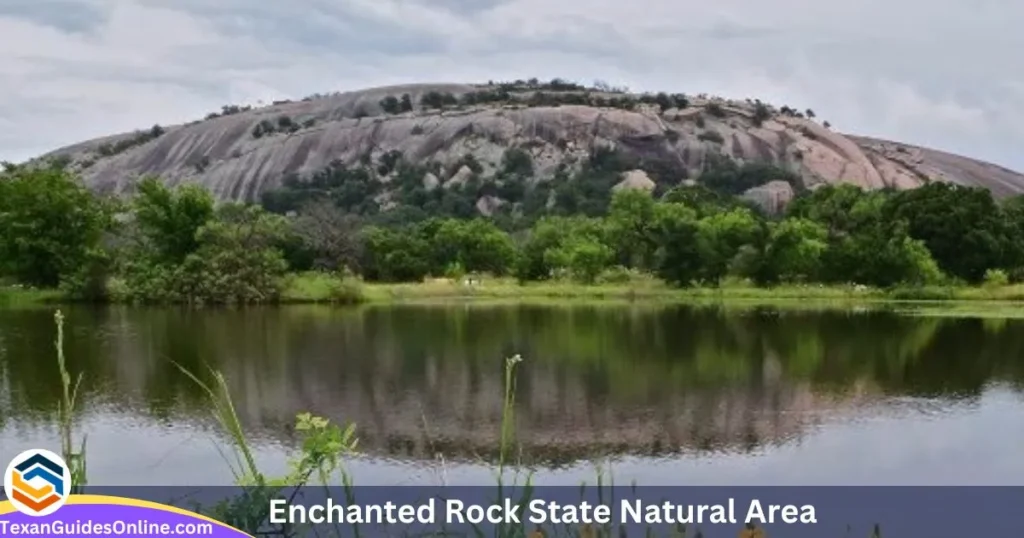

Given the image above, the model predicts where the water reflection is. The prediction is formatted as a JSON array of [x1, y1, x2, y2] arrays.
[[1, 305, 1023, 477]]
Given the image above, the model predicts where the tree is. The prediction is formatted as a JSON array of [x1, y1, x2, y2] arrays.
[[431, 219, 517, 276], [822, 221, 943, 287], [695, 207, 761, 285], [174, 204, 290, 303], [758, 218, 828, 283], [292, 199, 364, 271], [360, 226, 431, 282], [606, 189, 657, 269], [379, 96, 401, 114], [651, 203, 702, 286], [661, 184, 736, 217], [516, 216, 608, 281], [399, 94, 414, 112], [131, 177, 215, 264], [697, 157, 800, 196], [0, 166, 112, 287], [882, 183, 1009, 283], [545, 237, 612, 284]]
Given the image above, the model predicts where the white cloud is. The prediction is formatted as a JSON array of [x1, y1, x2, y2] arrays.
[[1, 0, 1022, 171]]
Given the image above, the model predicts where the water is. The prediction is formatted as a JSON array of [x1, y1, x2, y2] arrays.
[[0, 304, 1022, 486]]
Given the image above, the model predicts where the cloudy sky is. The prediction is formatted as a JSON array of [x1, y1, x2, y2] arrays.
[[1, 0, 1022, 169]]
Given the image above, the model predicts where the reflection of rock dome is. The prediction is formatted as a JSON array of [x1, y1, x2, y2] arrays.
[[4, 304, 1017, 468], [90, 305, 893, 464]]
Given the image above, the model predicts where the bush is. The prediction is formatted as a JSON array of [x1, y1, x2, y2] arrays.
[[595, 266, 645, 284], [888, 285, 955, 301], [697, 131, 724, 143], [983, 268, 1010, 288], [752, 102, 771, 126], [327, 278, 367, 304]]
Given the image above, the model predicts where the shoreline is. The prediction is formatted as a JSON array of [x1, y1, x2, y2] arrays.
[[5, 274, 1024, 317]]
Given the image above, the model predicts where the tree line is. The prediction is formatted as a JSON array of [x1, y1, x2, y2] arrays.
[[3, 160, 1024, 304]]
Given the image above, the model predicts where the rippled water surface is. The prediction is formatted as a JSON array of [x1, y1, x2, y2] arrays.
[[1, 304, 1021, 485]]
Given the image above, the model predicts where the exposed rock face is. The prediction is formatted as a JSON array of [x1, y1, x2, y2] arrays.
[[445, 165, 474, 189], [37, 82, 1024, 204], [475, 195, 505, 216], [613, 169, 657, 192], [742, 180, 796, 215], [422, 172, 440, 191]]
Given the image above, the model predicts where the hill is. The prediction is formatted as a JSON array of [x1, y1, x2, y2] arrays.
[[37, 80, 1024, 218]]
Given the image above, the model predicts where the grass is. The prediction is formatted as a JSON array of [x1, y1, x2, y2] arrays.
[[10, 274, 1024, 321], [0, 286, 64, 307]]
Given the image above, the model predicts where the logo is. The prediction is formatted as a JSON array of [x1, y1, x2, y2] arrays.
[[3, 449, 71, 516]]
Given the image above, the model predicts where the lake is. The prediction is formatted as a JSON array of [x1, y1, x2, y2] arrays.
[[0, 304, 1022, 486]]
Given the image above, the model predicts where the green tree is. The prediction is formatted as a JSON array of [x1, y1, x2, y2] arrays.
[[360, 226, 431, 282], [882, 183, 1009, 283], [131, 177, 215, 264], [175, 204, 290, 303], [651, 203, 702, 286], [696, 207, 761, 285], [759, 218, 829, 283], [822, 221, 943, 287], [431, 219, 518, 276], [0, 166, 113, 287], [787, 184, 888, 238], [606, 189, 657, 269], [545, 237, 613, 284], [516, 216, 607, 281]]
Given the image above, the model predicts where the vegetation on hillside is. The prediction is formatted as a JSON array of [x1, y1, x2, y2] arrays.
[[3, 157, 1024, 305]]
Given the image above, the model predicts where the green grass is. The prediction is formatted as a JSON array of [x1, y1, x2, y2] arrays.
[[0, 285, 64, 307], [12, 273, 1024, 316], [280, 271, 366, 304]]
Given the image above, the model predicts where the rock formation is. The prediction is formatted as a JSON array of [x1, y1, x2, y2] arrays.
[[742, 180, 796, 215], [34, 82, 1024, 206]]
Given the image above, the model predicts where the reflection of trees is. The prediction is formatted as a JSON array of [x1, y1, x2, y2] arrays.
[[2, 305, 1024, 464]]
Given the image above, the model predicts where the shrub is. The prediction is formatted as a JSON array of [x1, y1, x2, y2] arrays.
[[752, 102, 771, 127], [379, 96, 401, 114], [705, 103, 726, 118], [983, 268, 1009, 288], [327, 278, 367, 304], [697, 130, 725, 144]]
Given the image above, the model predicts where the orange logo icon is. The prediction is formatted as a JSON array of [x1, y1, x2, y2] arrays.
[[3, 449, 71, 516]]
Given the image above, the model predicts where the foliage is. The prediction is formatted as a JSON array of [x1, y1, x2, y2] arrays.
[[130, 177, 214, 260], [516, 216, 608, 281], [984, 268, 1010, 288], [123, 181, 287, 303], [8, 132, 1024, 299], [0, 166, 114, 287], [290, 199, 364, 271], [651, 203, 702, 286], [605, 189, 658, 269], [882, 182, 1010, 283], [431, 218, 519, 276], [757, 218, 828, 284], [697, 156, 801, 196], [96, 125, 165, 157], [695, 207, 762, 285]]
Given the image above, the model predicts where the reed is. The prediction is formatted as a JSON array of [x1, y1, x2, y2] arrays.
[[53, 310, 87, 491]]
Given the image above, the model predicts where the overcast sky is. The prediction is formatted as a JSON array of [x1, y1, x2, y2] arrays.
[[1, 0, 1022, 170]]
